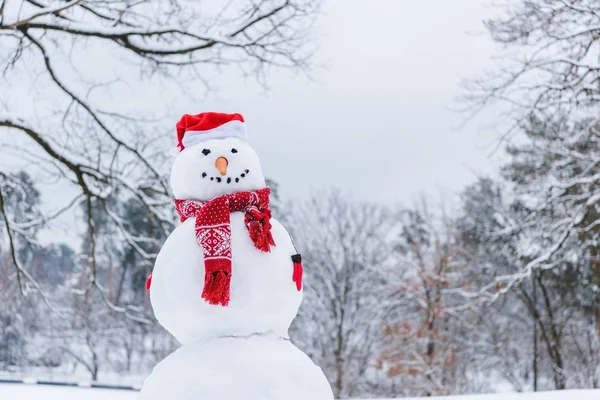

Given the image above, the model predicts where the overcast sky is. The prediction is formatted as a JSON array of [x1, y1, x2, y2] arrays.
[[8, 0, 508, 244], [191, 0, 505, 206]]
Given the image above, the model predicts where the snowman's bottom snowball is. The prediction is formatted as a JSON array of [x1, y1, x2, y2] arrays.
[[138, 335, 334, 400]]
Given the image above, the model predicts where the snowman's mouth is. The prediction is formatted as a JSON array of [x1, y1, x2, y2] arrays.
[[205, 169, 250, 184]]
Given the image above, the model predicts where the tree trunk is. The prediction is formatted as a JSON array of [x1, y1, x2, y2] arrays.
[[532, 273, 538, 392], [594, 258, 600, 346]]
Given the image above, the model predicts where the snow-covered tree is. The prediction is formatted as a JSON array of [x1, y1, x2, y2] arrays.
[[287, 190, 393, 398], [456, 176, 600, 390], [462, 1, 600, 386], [379, 201, 468, 397]]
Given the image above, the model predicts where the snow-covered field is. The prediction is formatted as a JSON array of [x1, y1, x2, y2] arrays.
[[1, 384, 598, 400], [1, 384, 135, 399]]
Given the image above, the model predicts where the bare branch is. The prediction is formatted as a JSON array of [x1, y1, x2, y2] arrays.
[[4, 0, 82, 29]]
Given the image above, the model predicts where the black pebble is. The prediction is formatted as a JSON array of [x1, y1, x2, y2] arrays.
[[227, 177, 231, 184], [210, 177, 214, 181], [245, 169, 249, 173], [241, 173, 245, 177], [202, 172, 207, 178], [235, 178, 239, 182], [216, 177, 222, 183]]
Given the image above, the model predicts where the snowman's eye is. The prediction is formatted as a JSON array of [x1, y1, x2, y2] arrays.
[[202, 149, 211, 156], [231, 148, 238, 153]]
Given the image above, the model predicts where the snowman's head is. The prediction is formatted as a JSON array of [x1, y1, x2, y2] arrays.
[[171, 112, 266, 201], [170, 138, 266, 201]]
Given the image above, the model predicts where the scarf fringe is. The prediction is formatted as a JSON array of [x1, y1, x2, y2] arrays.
[[202, 270, 231, 306], [174, 188, 274, 307], [245, 206, 275, 253]]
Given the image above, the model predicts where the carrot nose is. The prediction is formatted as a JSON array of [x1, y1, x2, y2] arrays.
[[215, 157, 228, 176]]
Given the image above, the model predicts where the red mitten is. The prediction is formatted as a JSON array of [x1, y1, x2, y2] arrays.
[[291, 254, 303, 291]]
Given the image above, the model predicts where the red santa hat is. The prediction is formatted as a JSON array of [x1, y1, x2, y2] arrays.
[[176, 112, 247, 151]]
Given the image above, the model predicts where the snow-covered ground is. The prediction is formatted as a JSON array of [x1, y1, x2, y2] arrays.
[[1, 384, 135, 399], [1, 384, 598, 400]]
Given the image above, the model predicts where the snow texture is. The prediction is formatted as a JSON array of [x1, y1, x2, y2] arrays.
[[170, 138, 267, 203], [151, 212, 302, 344], [152, 137, 302, 344], [138, 335, 334, 400], [1, 384, 136, 400], [142, 136, 329, 400], [2, 384, 599, 400]]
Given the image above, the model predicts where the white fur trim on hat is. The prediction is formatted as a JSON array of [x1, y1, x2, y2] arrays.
[[182, 120, 247, 148]]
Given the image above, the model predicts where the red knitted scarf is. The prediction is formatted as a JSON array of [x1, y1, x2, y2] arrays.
[[174, 187, 275, 306]]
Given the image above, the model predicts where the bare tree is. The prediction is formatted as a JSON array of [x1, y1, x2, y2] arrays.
[[0, 0, 321, 315], [379, 200, 472, 397], [287, 190, 393, 399]]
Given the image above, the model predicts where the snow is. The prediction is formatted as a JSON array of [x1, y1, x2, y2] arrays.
[[2, 384, 598, 400], [138, 335, 333, 400], [0, 384, 137, 400], [152, 136, 302, 344], [151, 213, 302, 344], [170, 137, 267, 203], [141, 134, 326, 399]]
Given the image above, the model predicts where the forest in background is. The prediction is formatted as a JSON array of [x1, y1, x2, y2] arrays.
[[1, 0, 600, 398]]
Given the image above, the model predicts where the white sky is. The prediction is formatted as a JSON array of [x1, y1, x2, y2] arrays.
[[190, 0, 505, 205]]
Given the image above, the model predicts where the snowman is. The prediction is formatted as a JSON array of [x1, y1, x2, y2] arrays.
[[138, 112, 334, 400]]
